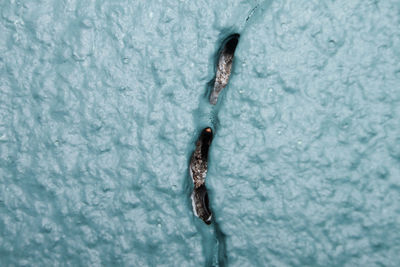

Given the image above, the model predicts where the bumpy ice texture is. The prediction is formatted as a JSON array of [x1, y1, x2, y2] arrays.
[[1, 0, 400, 266]]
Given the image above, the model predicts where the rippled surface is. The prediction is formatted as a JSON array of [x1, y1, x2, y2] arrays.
[[1, 0, 400, 266]]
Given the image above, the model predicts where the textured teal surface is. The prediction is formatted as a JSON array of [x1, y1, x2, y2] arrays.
[[1, 0, 400, 266]]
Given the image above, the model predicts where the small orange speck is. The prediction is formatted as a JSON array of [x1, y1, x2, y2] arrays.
[[205, 128, 211, 133]]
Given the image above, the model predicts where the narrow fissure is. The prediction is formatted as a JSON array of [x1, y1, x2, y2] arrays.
[[187, 2, 272, 263], [190, 0, 273, 258], [187, 32, 241, 266]]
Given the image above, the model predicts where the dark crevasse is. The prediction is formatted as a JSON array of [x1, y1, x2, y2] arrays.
[[189, 31, 242, 265], [208, 34, 240, 106]]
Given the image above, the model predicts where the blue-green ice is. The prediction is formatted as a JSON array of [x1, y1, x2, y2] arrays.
[[1, 0, 400, 266]]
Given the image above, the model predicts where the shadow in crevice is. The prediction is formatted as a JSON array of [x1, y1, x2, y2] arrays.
[[186, 118, 226, 266], [185, 139, 226, 266], [187, 2, 273, 265], [188, 30, 243, 267], [206, 33, 241, 107]]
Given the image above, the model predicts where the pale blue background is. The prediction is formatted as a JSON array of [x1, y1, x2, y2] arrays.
[[1, 0, 400, 266]]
